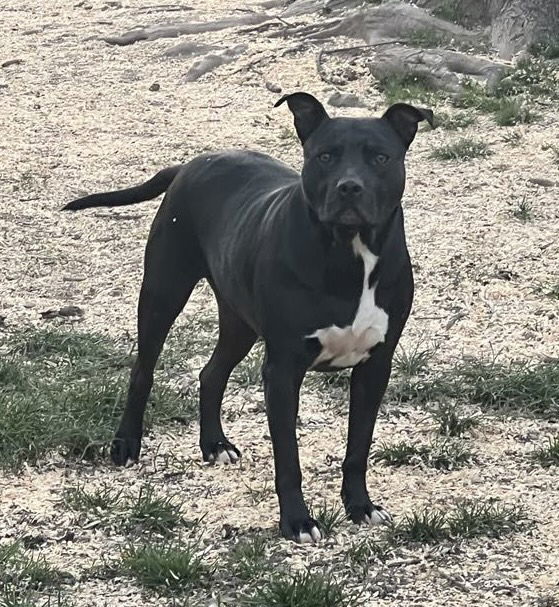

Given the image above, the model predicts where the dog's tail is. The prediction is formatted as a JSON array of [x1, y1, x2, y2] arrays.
[[62, 165, 182, 211]]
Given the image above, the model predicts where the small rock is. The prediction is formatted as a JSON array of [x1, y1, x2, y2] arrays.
[[0, 83, 8, 90], [327, 91, 366, 108], [149, 82, 160, 92], [528, 177, 555, 188], [266, 81, 282, 93], [1, 59, 23, 68], [58, 305, 84, 317], [40, 305, 84, 319]]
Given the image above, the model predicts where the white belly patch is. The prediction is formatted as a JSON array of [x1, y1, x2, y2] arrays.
[[308, 235, 389, 368]]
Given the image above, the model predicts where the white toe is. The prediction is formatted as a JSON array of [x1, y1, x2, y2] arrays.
[[216, 450, 233, 464], [368, 507, 392, 526], [297, 531, 314, 544], [310, 526, 322, 542], [296, 526, 322, 544], [226, 449, 239, 463]]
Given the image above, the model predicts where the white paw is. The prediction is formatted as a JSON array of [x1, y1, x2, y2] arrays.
[[364, 506, 392, 526], [296, 526, 322, 544], [209, 448, 239, 465]]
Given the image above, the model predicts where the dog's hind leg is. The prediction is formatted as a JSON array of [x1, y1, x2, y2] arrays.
[[199, 298, 257, 464], [111, 218, 205, 466]]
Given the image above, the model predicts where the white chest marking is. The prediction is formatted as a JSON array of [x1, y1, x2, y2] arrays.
[[308, 235, 389, 368]]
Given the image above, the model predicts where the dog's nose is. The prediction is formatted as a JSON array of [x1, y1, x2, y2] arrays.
[[337, 178, 364, 198]]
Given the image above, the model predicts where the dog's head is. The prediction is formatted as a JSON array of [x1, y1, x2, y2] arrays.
[[275, 92, 434, 235]]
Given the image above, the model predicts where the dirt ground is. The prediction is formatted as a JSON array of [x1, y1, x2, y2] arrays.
[[1, 0, 558, 605]]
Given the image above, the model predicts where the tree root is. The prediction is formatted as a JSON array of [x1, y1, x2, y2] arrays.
[[103, 13, 270, 46]]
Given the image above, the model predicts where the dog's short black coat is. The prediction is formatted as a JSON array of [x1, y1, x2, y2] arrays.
[[63, 93, 434, 543]]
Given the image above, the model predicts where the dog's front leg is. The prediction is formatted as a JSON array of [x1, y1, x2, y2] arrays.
[[341, 346, 394, 527], [262, 349, 320, 543]]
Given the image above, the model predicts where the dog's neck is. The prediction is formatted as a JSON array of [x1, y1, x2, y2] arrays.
[[310, 201, 403, 259], [284, 187, 406, 294]]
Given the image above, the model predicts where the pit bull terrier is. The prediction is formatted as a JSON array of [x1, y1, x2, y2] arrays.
[[63, 93, 434, 543]]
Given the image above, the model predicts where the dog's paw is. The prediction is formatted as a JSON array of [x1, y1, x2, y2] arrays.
[[280, 515, 322, 544], [110, 431, 141, 467], [346, 501, 392, 527], [203, 440, 241, 465]]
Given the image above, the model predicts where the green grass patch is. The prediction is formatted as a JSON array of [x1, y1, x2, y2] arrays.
[[229, 537, 268, 581], [394, 357, 559, 420], [232, 342, 264, 388], [0, 328, 196, 470], [511, 196, 534, 221], [430, 403, 481, 437], [119, 541, 210, 593], [372, 439, 474, 470], [532, 436, 559, 467], [394, 342, 437, 378], [379, 73, 444, 106], [8, 328, 123, 363], [65, 483, 189, 536], [125, 484, 185, 535], [447, 501, 527, 539], [310, 502, 347, 537], [430, 138, 492, 160], [388, 501, 528, 545], [345, 538, 389, 574], [243, 570, 354, 607], [389, 508, 449, 544], [434, 111, 475, 130], [494, 98, 537, 126], [530, 38, 559, 60], [495, 58, 558, 99], [64, 483, 124, 514], [0, 542, 65, 591], [309, 369, 351, 392]]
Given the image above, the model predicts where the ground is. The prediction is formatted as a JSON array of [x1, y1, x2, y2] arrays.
[[1, 0, 558, 606]]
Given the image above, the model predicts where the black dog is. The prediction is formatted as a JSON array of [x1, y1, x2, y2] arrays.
[[63, 93, 433, 543]]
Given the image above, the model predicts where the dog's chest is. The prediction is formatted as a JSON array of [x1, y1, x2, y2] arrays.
[[308, 236, 389, 368]]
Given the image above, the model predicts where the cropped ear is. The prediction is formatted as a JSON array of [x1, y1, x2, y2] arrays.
[[382, 103, 435, 149], [274, 92, 330, 144]]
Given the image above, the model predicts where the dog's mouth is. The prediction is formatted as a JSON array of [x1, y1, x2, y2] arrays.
[[335, 208, 365, 227]]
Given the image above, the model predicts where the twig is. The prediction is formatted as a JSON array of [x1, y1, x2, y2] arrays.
[[229, 54, 271, 75], [386, 557, 422, 568], [275, 15, 293, 26]]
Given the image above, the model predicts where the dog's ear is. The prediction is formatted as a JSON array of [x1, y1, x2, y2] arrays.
[[274, 92, 330, 144], [382, 103, 435, 149]]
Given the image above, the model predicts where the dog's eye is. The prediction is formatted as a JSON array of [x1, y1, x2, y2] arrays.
[[318, 152, 332, 163], [375, 153, 389, 165]]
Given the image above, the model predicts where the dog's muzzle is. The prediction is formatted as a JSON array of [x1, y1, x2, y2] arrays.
[[335, 207, 366, 227]]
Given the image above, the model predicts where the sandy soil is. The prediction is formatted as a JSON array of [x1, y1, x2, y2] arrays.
[[1, 0, 558, 605]]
